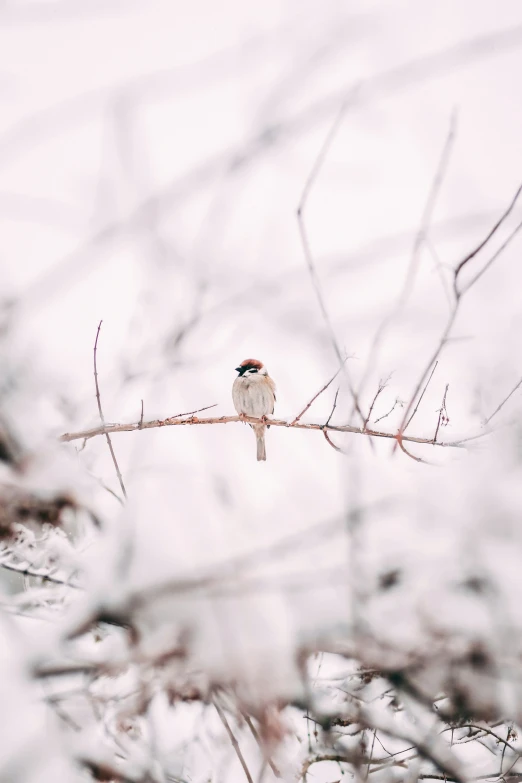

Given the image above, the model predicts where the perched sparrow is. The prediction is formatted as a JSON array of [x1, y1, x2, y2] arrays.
[[232, 359, 276, 461]]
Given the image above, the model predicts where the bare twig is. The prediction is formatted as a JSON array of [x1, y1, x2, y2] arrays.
[[434, 384, 450, 442], [395, 181, 522, 452], [214, 701, 254, 783], [302, 753, 350, 780], [323, 429, 344, 453], [60, 413, 467, 450], [374, 397, 403, 424], [404, 361, 439, 431], [367, 730, 377, 778], [484, 376, 522, 425], [0, 554, 81, 589], [291, 364, 346, 425], [296, 91, 366, 427], [453, 183, 522, 295], [396, 438, 430, 465], [241, 712, 281, 778], [364, 377, 390, 430], [93, 321, 127, 500], [168, 403, 218, 419], [356, 112, 457, 410], [325, 387, 340, 427], [139, 399, 144, 429], [425, 237, 453, 310]]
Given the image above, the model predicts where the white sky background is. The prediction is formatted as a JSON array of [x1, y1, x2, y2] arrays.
[[2, 0, 522, 761]]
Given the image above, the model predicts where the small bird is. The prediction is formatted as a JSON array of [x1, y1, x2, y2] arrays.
[[232, 359, 276, 461]]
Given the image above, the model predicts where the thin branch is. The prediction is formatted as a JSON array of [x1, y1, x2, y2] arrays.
[[355, 112, 457, 411], [459, 215, 522, 296], [0, 554, 81, 589], [93, 321, 127, 500], [241, 712, 281, 778], [323, 429, 344, 453], [60, 413, 467, 450], [397, 437, 430, 465], [485, 376, 522, 425], [425, 237, 453, 310], [291, 364, 346, 425], [302, 754, 350, 781], [325, 387, 340, 427], [434, 384, 450, 442], [374, 397, 403, 424], [453, 182, 522, 295], [367, 730, 377, 778], [139, 399, 144, 429], [214, 701, 254, 783], [396, 180, 522, 452], [364, 377, 390, 430], [404, 361, 439, 431], [21, 25, 522, 314], [167, 403, 218, 419], [296, 91, 366, 427]]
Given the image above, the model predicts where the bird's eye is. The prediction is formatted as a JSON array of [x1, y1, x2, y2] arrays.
[[249, 368, 258, 373]]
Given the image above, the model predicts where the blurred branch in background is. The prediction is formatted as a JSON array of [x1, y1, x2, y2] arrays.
[[12, 23, 522, 312], [2, 4, 522, 783]]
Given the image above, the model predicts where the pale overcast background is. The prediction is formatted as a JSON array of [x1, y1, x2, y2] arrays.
[[2, 3, 522, 777]]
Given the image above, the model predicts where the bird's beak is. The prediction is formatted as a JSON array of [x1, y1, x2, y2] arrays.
[[235, 367, 241, 373]]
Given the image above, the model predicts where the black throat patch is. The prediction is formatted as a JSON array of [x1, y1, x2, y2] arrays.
[[236, 363, 260, 376]]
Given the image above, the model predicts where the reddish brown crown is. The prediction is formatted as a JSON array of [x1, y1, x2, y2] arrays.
[[238, 358, 263, 369]]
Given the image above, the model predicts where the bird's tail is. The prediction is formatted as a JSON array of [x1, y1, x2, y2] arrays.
[[255, 427, 266, 461]]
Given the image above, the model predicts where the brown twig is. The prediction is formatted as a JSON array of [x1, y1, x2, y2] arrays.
[[139, 399, 144, 429], [325, 387, 340, 427], [396, 437, 430, 464], [296, 90, 367, 427], [374, 397, 403, 424], [484, 376, 522, 425], [291, 364, 346, 425], [93, 321, 127, 500], [214, 701, 254, 783], [434, 384, 450, 442], [363, 377, 390, 430], [323, 429, 344, 453], [367, 729, 377, 778], [60, 413, 467, 450], [404, 361, 439, 432]]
